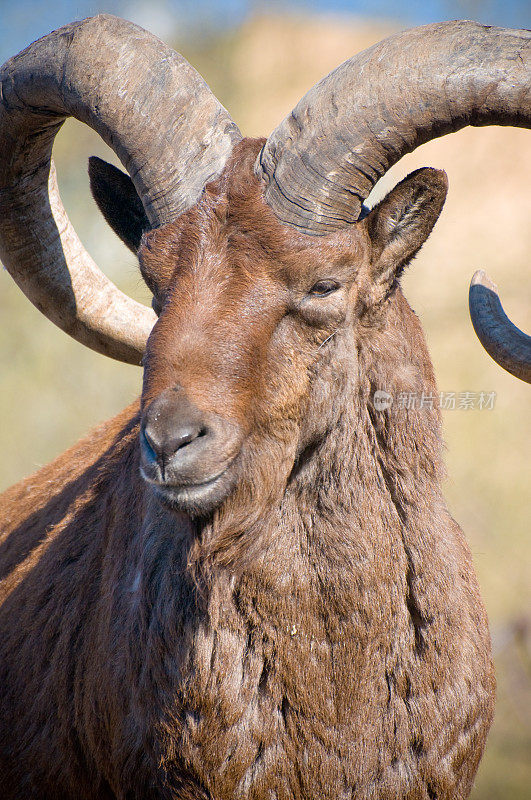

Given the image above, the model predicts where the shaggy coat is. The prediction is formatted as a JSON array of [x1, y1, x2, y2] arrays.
[[0, 140, 495, 800]]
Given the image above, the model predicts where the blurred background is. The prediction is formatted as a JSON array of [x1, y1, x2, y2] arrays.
[[0, 1, 529, 796]]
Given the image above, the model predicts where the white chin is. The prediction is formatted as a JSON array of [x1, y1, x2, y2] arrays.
[[150, 472, 234, 516]]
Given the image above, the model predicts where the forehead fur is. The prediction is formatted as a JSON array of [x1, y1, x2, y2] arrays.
[[138, 137, 366, 293]]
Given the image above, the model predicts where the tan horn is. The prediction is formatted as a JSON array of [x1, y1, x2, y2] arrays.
[[0, 14, 242, 364], [257, 21, 530, 235]]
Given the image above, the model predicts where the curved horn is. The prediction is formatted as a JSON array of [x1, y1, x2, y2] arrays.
[[257, 21, 530, 234], [469, 271, 531, 383], [0, 14, 242, 364]]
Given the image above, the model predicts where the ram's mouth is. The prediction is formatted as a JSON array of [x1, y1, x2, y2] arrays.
[[140, 462, 239, 516]]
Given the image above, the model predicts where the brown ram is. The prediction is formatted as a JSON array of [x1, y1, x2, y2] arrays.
[[0, 14, 529, 800]]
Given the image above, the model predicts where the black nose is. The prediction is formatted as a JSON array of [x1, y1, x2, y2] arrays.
[[142, 391, 207, 474]]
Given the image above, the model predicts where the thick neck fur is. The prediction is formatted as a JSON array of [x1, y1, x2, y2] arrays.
[[174, 286, 445, 585], [116, 287, 485, 797], [132, 286, 449, 662]]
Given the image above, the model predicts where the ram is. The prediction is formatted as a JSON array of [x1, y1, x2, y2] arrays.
[[0, 14, 529, 800]]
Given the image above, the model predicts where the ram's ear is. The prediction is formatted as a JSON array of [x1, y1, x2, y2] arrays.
[[88, 156, 150, 253], [366, 167, 448, 293]]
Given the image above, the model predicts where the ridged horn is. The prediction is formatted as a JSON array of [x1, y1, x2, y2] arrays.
[[256, 21, 530, 234], [469, 271, 531, 383], [0, 14, 242, 364]]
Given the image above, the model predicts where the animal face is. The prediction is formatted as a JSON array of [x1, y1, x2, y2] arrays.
[[90, 139, 448, 516]]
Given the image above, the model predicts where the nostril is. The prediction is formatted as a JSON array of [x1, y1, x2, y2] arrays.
[[142, 426, 160, 458], [142, 420, 209, 468], [142, 389, 213, 473], [172, 424, 204, 451]]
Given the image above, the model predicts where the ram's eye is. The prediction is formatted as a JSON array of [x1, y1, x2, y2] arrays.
[[309, 280, 340, 297]]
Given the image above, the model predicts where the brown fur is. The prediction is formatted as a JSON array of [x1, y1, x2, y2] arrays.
[[0, 139, 495, 799]]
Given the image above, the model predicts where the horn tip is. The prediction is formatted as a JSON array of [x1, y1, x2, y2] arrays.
[[470, 269, 498, 294]]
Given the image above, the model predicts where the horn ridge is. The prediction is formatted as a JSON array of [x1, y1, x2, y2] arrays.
[[0, 14, 242, 364], [257, 20, 530, 234]]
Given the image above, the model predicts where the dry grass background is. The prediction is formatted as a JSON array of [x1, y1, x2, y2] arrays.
[[0, 12, 529, 797]]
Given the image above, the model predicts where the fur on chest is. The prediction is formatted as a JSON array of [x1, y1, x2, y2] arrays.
[[136, 573, 448, 799], [120, 541, 494, 799]]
